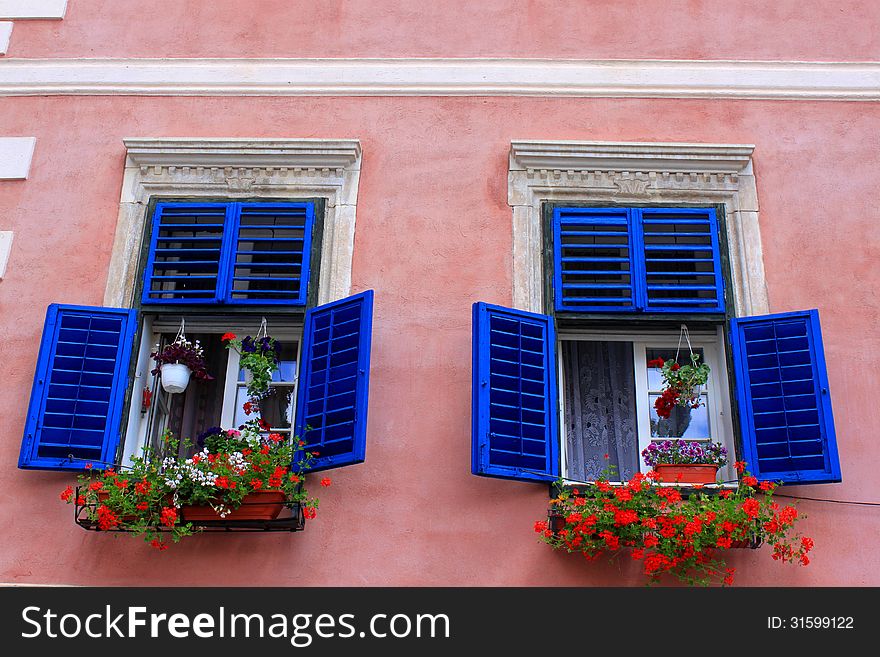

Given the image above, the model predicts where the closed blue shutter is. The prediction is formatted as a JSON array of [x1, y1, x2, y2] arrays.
[[472, 302, 559, 482], [640, 208, 724, 313], [552, 207, 724, 313], [142, 201, 314, 305], [19, 304, 138, 470], [553, 207, 637, 312], [294, 290, 373, 471], [142, 202, 230, 303], [225, 203, 314, 304], [730, 309, 841, 484]]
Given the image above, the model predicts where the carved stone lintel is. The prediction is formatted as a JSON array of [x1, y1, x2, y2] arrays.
[[226, 176, 256, 192], [614, 177, 653, 196]]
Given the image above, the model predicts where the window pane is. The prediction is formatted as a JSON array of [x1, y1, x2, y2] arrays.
[[233, 385, 294, 430], [561, 340, 640, 481], [238, 341, 297, 382], [649, 394, 710, 438]]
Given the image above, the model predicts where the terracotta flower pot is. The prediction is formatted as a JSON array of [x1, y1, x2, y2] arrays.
[[654, 463, 719, 484], [180, 490, 287, 521]]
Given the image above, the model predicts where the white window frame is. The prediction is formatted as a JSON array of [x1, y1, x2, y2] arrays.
[[557, 327, 735, 485], [123, 319, 303, 465]]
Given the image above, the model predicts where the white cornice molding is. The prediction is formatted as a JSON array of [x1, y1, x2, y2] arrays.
[[510, 141, 755, 174], [122, 138, 362, 170], [0, 0, 67, 19], [0, 58, 878, 100], [508, 140, 769, 317]]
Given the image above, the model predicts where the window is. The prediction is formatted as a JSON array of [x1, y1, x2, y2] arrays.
[[142, 202, 315, 305], [474, 141, 842, 486], [557, 328, 734, 483], [553, 207, 724, 313], [20, 198, 374, 476]]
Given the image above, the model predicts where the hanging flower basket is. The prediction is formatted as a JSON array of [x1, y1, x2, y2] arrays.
[[150, 322, 212, 394], [159, 362, 191, 394]]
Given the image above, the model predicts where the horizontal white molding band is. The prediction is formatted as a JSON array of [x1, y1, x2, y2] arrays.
[[0, 58, 878, 99]]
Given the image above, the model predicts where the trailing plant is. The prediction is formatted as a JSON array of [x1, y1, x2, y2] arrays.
[[534, 461, 812, 586], [150, 336, 212, 381], [60, 417, 325, 550], [222, 332, 281, 403], [649, 352, 710, 419], [641, 439, 728, 467]]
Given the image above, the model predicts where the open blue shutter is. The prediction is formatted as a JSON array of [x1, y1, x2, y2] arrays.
[[294, 290, 373, 471], [553, 207, 636, 312], [142, 202, 230, 304], [731, 309, 841, 484], [19, 304, 137, 470], [640, 208, 724, 313], [225, 202, 314, 305], [472, 302, 559, 482]]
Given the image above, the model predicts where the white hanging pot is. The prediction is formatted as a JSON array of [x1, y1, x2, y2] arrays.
[[160, 363, 192, 394]]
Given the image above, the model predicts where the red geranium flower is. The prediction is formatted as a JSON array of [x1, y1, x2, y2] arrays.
[[60, 486, 73, 502], [160, 506, 178, 528], [221, 332, 237, 342], [320, 477, 332, 487]]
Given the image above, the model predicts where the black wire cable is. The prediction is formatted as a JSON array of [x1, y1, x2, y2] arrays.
[[772, 493, 880, 508]]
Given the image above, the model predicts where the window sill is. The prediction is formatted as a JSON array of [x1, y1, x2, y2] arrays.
[[552, 479, 739, 498]]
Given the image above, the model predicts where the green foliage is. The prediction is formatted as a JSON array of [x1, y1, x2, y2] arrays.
[[534, 464, 813, 586], [61, 420, 319, 550]]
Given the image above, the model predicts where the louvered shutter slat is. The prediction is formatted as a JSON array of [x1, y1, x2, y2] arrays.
[[731, 309, 841, 484], [142, 203, 228, 303], [553, 207, 637, 311], [472, 302, 559, 482], [19, 304, 137, 470], [640, 208, 724, 312], [226, 203, 314, 304], [293, 291, 373, 471]]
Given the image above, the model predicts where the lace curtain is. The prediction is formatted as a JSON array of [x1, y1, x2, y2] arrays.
[[562, 340, 639, 481]]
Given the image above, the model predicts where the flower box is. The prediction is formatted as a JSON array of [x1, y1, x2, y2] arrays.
[[654, 463, 719, 484], [180, 490, 287, 522]]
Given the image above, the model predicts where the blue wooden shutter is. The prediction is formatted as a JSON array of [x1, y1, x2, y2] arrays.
[[730, 309, 841, 484], [639, 208, 725, 313], [19, 304, 137, 470], [142, 201, 315, 305], [142, 202, 231, 304], [225, 202, 314, 305], [553, 207, 637, 312], [472, 302, 559, 482], [552, 206, 724, 313], [294, 290, 373, 471]]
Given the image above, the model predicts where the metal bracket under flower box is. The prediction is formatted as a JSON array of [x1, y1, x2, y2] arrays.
[[73, 493, 306, 533]]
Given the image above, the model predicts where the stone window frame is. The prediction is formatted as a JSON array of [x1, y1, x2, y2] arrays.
[[508, 140, 768, 317], [104, 138, 362, 309]]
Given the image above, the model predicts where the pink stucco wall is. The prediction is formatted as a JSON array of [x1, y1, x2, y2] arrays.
[[5, 0, 880, 61], [1, 93, 878, 585]]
